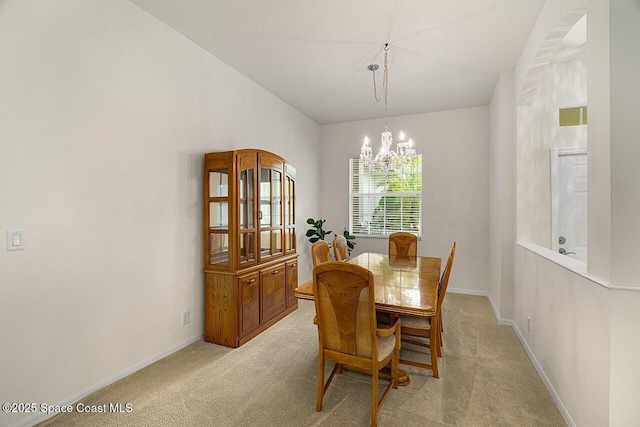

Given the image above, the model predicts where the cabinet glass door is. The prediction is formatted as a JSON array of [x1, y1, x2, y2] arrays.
[[208, 168, 229, 266], [239, 165, 256, 265], [284, 164, 296, 253], [259, 168, 271, 227], [209, 170, 228, 197], [209, 201, 229, 229], [259, 167, 283, 258], [271, 170, 281, 227]]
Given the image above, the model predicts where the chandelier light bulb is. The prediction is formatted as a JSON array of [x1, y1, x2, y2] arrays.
[[399, 131, 405, 141]]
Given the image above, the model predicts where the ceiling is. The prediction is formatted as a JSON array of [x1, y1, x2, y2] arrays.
[[129, 0, 545, 125]]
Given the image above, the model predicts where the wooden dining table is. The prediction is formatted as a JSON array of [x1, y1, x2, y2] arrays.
[[294, 252, 442, 385]]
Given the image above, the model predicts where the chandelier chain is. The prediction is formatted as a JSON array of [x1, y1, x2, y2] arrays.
[[371, 44, 389, 130]]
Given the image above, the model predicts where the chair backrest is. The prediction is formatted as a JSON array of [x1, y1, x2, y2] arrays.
[[332, 235, 350, 261], [313, 262, 377, 359], [311, 240, 332, 268], [388, 232, 417, 257], [436, 241, 456, 312]]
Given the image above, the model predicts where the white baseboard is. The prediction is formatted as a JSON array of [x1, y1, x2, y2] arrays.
[[482, 294, 575, 427], [10, 332, 204, 427], [447, 287, 488, 296], [505, 319, 575, 427]]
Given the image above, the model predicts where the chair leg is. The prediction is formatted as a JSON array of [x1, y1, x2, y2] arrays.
[[316, 354, 325, 411], [392, 349, 399, 389], [437, 318, 443, 357], [430, 324, 439, 378], [371, 369, 378, 427]]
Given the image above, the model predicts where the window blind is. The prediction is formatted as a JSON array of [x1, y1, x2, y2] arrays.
[[349, 155, 422, 237]]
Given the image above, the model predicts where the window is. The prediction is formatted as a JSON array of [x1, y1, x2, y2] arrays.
[[349, 155, 422, 237]]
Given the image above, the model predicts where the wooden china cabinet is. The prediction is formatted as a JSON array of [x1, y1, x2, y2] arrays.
[[203, 149, 298, 347]]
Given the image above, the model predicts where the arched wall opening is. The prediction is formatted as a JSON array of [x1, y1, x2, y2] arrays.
[[516, 7, 588, 272]]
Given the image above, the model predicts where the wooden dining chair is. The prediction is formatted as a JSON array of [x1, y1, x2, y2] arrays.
[[395, 241, 456, 377], [435, 241, 456, 352], [311, 240, 332, 268], [388, 232, 417, 257], [313, 262, 401, 427], [332, 235, 350, 261]]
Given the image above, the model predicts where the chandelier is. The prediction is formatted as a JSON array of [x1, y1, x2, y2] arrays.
[[360, 44, 416, 179]]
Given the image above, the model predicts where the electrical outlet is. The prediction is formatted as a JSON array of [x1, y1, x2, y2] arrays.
[[182, 311, 190, 325], [527, 316, 531, 332]]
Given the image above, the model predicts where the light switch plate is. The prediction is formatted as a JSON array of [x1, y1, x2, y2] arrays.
[[7, 230, 25, 251]]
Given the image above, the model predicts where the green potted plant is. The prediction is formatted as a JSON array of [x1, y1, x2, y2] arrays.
[[306, 218, 356, 255], [305, 218, 332, 243]]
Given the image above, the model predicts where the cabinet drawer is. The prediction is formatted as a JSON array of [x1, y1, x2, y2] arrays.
[[239, 273, 260, 335], [260, 263, 286, 323]]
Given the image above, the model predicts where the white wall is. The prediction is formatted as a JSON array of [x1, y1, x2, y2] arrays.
[[0, 1, 320, 426], [606, 1, 640, 425], [524, 59, 587, 249], [511, 1, 640, 426], [489, 72, 516, 319], [317, 107, 490, 293], [514, 246, 610, 427], [511, 0, 610, 424], [609, 289, 640, 426], [608, 0, 640, 286], [585, 0, 610, 281]]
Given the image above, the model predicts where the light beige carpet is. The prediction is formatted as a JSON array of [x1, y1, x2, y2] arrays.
[[38, 294, 566, 426]]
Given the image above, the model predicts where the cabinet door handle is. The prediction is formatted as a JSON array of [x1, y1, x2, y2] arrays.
[[247, 278, 256, 283], [290, 263, 296, 267], [258, 211, 263, 220], [272, 270, 279, 274]]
